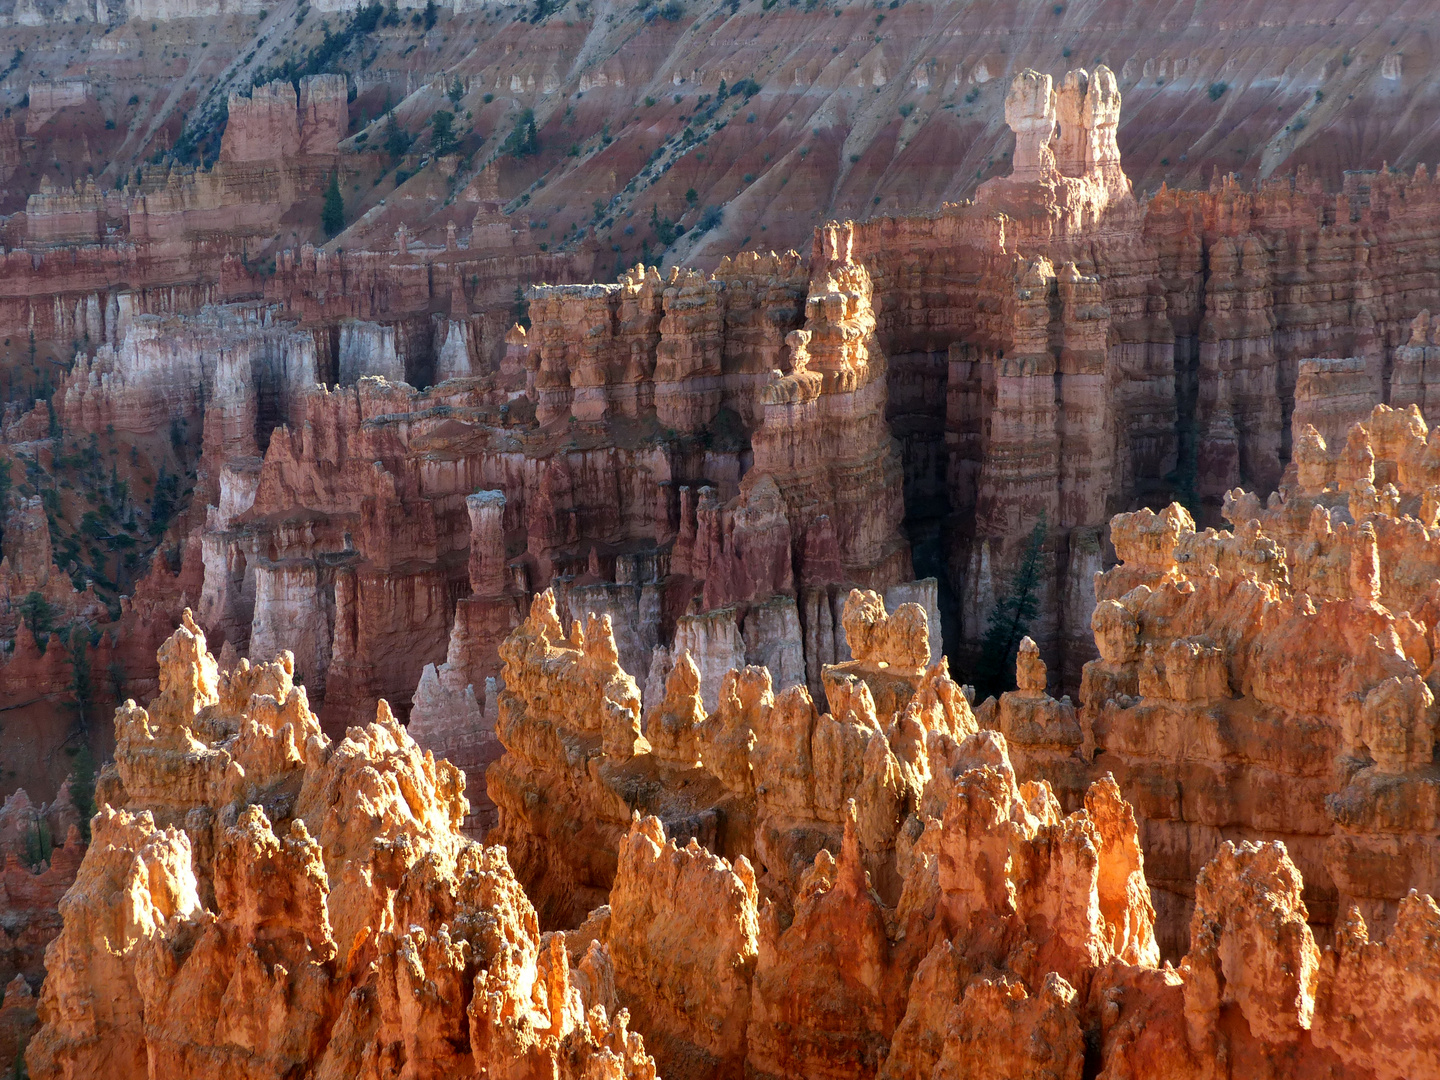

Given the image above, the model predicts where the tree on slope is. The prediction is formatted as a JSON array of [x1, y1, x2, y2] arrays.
[[322, 171, 345, 238]]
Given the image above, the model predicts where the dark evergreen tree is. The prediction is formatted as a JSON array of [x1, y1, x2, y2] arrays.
[[383, 110, 412, 162], [972, 511, 1047, 701], [430, 110, 457, 156], [322, 171, 345, 237], [18, 590, 53, 638], [512, 285, 531, 330], [69, 623, 93, 731], [70, 743, 96, 841], [502, 108, 539, 157]]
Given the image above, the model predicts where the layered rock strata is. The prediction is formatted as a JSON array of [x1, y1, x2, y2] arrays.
[[39, 61, 1440, 750], [191, 241, 919, 752], [839, 67, 1440, 690]]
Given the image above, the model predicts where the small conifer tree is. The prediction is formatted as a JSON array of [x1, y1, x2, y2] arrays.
[[70, 744, 96, 841], [322, 172, 345, 237], [430, 110, 457, 156], [384, 111, 411, 162], [973, 511, 1047, 701]]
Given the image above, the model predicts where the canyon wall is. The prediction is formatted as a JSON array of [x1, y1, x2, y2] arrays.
[[26, 62, 1440, 824], [6, 6, 1440, 1073], [19, 60, 1440, 822], [828, 67, 1440, 693]]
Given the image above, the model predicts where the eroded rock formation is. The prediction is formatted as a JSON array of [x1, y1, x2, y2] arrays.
[[10, 38, 1440, 1080], [485, 590, 1440, 1080], [24, 613, 656, 1080], [17, 548, 1440, 1080], [956, 404, 1440, 959], [181, 237, 928, 775], [23, 57, 1440, 811]]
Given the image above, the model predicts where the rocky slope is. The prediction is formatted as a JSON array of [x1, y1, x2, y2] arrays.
[[0, 0, 1438, 263], [1, 2, 1440, 1073]]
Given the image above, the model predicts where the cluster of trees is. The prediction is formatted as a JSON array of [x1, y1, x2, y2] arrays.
[[502, 108, 540, 158]]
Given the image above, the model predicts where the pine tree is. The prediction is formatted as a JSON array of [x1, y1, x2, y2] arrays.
[[322, 172, 345, 238], [70, 743, 96, 842], [69, 624, 93, 731], [512, 285, 531, 330], [430, 110, 457, 156], [383, 110, 411, 162], [19, 590, 54, 638], [972, 511, 1047, 701], [502, 108, 539, 158]]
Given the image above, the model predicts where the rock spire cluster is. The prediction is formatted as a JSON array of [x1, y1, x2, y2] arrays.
[[15, 579, 1440, 1079], [8, 49, 1440, 1080], [24, 613, 655, 1080]]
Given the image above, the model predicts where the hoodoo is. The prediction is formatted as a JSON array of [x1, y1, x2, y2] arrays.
[[1, 1, 1440, 1075]]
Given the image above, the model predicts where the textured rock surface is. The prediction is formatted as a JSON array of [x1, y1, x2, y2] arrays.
[[9, 11, 1440, 1077], [486, 593, 1438, 1080], [955, 405, 1440, 959], [178, 238, 922, 753], [21, 50, 1440, 806], [12, 558, 1440, 1079], [25, 613, 656, 1080]]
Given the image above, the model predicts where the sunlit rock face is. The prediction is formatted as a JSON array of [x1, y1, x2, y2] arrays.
[[485, 587, 1439, 1080], [25, 614, 656, 1080]]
